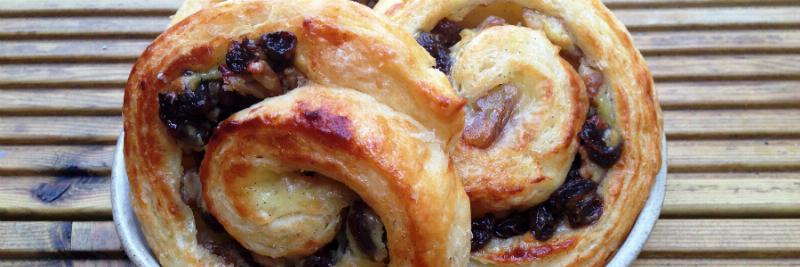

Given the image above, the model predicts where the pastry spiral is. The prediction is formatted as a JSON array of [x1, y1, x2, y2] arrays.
[[375, 0, 663, 265], [123, 0, 470, 266]]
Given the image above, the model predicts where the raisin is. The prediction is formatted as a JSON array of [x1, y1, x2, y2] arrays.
[[494, 212, 529, 239], [302, 238, 339, 267], [346, 201, 384, 260], [566, 153, 583, 181], [225, 39, 258, 74], [351, 0, 378, 8], [529, 205, 559, 241], [416, 32, 452, 74], [547, 177, 597, 216], [579, 111, 623, 168], [431, 19, 463, 47], [566, 193, 604, 228], [260, 31, 297, 72], [471, 215, 495, 252]]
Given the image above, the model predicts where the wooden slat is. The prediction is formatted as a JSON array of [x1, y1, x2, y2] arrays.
[[644, 219, 800, 257], [0, 89, 122, 115], [633, 30, 800, 54], [0, 64, 131, 88], [0, 40, 150, 62], [2, 219, 795, 258], [5, 30, 800, 62], [668, 139, 800, 172], [1, 7, 797, 39], [615, 7, 800, 30], [633, 258, 800, 267], [663, 172, 800, 217], [0, 146, 114, 175], [0, 17, 169, 39], [664, 109, 800, 139], [0, 116, 121, 145], [0, 176, 111, 220], [0, 221, 122, 258], [657, 80, 800, 109], [0, 0, 180, 15], [647, 54, 800, 80], [3, 55, 797, 87], [0, 260, 131, 267], [0, 110, 796, 145], [0, 141, 794, 175]]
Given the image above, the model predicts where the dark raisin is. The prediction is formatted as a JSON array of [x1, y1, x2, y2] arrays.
[[260, 31, 297, 72], [218, 89, 260, 119], [225, 39, 258, 74], [470, 215, 495, 252], [346, 201, 384, 260], [416, 32, 452, 74], [566, 153, 583, 181], [302, 238, 339, 267], [579, 110, 623, 168], [494, 212, 529, 239], [547, 177, 597, 215], [566, 193, 604, 228], [351, 0, 378, 8], [431, 19, 463, 47], [529, 205, 559, 241]]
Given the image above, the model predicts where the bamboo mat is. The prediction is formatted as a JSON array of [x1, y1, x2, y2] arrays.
[[0, 0, 799, 266]]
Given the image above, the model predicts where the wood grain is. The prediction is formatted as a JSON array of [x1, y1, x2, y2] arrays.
[[663, 172, 800, 217], [668, 139, 800, 172], [0, 110, 797, 146], [4, 30, 800, 62], [4, 55, 798, 87], [0, 176, 111, 220], [0, 146, 114, 175], [647, 54, 800, 80], [0, 0, 180, 16], [0, 221, 122, 258], [633, 30, 800, 54], [0, 260, 131, 267], [633, 258, 800, 267], [0, 17, 169, 39], [0, 40, 150, 63], [644, 219, 800, 257], [0, 89, 123, 115], [663, 109, 800, 139], [0, 116, 121, 145], [615, 7, 800, 30], [657, 80, 800, 109]]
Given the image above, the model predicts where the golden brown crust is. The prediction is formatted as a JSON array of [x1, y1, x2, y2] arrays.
[[202, 86, 471, 266], [374, 0, 664, 266], [124, 0, 470, 266]]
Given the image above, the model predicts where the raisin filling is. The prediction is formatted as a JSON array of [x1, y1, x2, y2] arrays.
[[417, 11, 624, 250], [159, 31, 389, 266]]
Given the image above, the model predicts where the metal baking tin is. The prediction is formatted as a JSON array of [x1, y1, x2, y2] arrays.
[[112, 133, 667, 267]]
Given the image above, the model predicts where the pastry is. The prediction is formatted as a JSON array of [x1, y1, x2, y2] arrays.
[[123, 0, 470, 266], [374, 0, 664, 265]]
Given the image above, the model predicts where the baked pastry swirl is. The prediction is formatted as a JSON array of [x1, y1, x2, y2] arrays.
[[375, 0, 664, 265], [123, 0, 470, 266]]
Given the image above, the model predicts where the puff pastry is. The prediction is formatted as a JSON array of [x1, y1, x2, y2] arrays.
[[375, 0, 664, 265], [123, 0, 470, 266]]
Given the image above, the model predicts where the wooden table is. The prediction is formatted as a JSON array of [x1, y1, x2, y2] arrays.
[[0, 0, 799, 266]]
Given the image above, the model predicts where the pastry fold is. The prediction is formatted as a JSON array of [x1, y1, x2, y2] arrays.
[[375, 0, 664, 265], [123, 0, 470, 266]]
